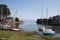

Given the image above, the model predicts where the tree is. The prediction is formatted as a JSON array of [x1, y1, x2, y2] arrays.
[[0, 4, 11, 21], [15, 17, 20, 28], [15, 17, 20, 22]]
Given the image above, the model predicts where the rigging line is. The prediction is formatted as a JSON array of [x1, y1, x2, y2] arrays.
[[15, 9, 18, 18]]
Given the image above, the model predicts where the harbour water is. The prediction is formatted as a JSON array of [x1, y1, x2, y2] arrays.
[[19, 20, 60, 38], [19, 23, 53, 32]]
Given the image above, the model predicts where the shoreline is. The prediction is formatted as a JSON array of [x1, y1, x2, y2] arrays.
[[0, 30, 60, 40]]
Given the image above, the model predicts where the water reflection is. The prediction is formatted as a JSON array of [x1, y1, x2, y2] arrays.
[[15, 23, 19, 28], [52, 26, 60, 33], [19, 23, 39, 32], [19, 23, 52, 32]]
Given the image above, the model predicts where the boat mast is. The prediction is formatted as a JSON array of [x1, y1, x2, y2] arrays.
[[14, 9, 18, 28], [58, 11, 59, 25], [46, 8, 48, 26], [41, 5, 43, 25], [15, 9, 18, 18]]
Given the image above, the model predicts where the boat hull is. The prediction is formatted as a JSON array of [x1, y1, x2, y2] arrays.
[[43, 33, 55, 36]]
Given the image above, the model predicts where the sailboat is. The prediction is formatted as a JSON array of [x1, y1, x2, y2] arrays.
[[39, 26, 55, 36], [9, 9, 20, 31], [42, 8, 55, 35], [39, 7, 55, 35], [0, 7, 20, 31]]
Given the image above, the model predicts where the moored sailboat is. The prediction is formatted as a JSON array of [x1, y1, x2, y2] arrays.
[[39, 7, 55, 36]]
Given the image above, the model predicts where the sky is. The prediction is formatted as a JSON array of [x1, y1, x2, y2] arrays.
[[0, 0, 60, 20]]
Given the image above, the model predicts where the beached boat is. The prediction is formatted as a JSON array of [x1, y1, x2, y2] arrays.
[[0, 25, 11, 30], [9, 28, 20, 31], [0, 25, 20, 31]]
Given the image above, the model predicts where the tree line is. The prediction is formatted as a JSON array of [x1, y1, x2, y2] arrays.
[[36, 15, 60, 26]]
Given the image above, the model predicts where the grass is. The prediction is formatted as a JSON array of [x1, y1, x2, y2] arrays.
[[0, 30, 60, 40]]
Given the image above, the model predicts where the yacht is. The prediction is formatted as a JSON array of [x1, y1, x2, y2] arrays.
[[40, 27, 55, 36]]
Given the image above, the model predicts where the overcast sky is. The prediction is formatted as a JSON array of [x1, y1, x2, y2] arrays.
[[0, 0, 60, 20]]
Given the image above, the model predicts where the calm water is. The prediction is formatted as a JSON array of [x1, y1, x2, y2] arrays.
[[19, 20, 52, 32], [19, 20, 60, 38], [19, 23, 39, 32]]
